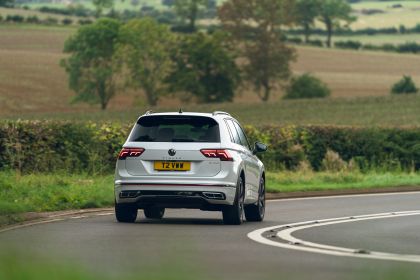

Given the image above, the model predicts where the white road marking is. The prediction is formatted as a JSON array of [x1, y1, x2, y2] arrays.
[[95, 213, 113, 216], [248, 210, 420, 263], [0, 218, 65, 234], [70, 216, 87, 219]]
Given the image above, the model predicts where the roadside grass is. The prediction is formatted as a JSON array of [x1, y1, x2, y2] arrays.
[[1, 170, 420, 223], [267, 171, 420, 193], [0, 172, 114, 216]]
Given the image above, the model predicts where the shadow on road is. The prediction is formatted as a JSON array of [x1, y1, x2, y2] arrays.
[[134, 218, 224, 226]]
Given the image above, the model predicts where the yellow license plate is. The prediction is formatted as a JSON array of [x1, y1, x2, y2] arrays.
[[154, 161, 191, 171]]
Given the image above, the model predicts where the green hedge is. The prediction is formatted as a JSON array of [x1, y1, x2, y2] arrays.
[[0, 121, 130, 174], [2, 121, 420, 173], [245, 125, 420, 172]]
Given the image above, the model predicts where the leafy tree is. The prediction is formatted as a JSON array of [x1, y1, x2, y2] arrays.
[[116, 18, 174, 106], [92, 0, 114, 17], [174, 0, 208, 31], [319, 0, 354, 48], [0, 0, 13, 7], [219, 0, 297, 102], [391, 76, 418, 95], [296, 0, 321, 43], [167, 32, 240, 103], [284, 73, 330, 99], [60, 18, 121, 110]]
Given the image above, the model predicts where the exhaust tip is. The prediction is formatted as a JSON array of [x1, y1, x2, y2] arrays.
[[202, 192, 226, 200], [120, 191, 141, 198]]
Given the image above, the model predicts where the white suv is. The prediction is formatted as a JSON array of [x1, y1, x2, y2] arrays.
[[114, 111, 267, 225]]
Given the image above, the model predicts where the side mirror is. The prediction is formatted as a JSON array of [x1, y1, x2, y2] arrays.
[[253, 141, 267, 155]]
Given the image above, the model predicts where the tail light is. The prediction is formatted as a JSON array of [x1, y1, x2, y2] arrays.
[[118, 148, 145, 160], [201, 149, 234, 161]]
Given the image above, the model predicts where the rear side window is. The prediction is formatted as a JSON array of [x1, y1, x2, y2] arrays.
[[225, 119, 241, 145], [129, 116, 220, 143], [233, 121, 251, 150]]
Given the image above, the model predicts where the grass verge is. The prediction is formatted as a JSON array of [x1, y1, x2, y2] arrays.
[[0, 172, 114, 225], [267, 171, 420, 193], [1, 171, 420, 225]]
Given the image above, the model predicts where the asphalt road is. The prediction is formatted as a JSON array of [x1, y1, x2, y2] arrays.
[[2, 192, 420, 280]]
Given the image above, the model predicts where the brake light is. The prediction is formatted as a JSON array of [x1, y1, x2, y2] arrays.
[[201, 149, 234, 161], [118, 148, 145, 160]]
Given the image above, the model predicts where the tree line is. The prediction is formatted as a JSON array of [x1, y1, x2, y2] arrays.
[[61, 0, 354, 109]]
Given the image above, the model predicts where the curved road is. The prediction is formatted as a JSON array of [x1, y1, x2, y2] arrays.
[[2, 192, 420, 279]]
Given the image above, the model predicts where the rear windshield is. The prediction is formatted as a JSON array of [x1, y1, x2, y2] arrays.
[[129, 116, 220, 143]]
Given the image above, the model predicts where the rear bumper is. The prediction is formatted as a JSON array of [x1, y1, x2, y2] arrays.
[[115, 183, 237, 209]]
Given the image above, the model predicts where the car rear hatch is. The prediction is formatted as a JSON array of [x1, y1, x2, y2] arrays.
[[121, 115, 228, 177]]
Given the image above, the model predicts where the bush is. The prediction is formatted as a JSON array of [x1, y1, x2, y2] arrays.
[[286, 37, 303, 44], [43, 17, 59, 25], [39, 6, 71, 15], [284, 73, 331, 99], [397, 42, 420, 54], [6, 14, 24, 23], [335, 40, 362, 50], [391, 76, 418, 95], [321, 150, 348, 172], [307, 39, 323, 47], [26, 15, 40, 23], [78, 19, 93, 25], [62, 18, 73, 25]]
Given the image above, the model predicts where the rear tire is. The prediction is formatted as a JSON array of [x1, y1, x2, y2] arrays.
[[245, 177, 265, 222], [144, 206, 165, 219], [223, 176, 245, 225], [115, 202, 137, 223]]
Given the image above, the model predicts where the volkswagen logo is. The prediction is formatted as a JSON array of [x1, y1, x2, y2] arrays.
[[168, 149, 176, 156]]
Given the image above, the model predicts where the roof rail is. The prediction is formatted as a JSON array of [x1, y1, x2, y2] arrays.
[[144, 110, 154, 115], [212, 111, 231, 117]]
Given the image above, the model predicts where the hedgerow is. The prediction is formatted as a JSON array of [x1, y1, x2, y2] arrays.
[[2, 121, 420, 173]]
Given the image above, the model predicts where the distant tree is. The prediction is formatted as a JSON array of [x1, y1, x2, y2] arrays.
[[174, 0, 208, 31], [296, 0, 321, 43], [162, 0, 175, 6], [60, 18, 121, 110], [130, 0, 140, 7], [167, 32, 240, 103], [92, 0, 114, 17], [219, 0, 297, 102], [0, 0, 13, 7], [116, 18, 174, 106], [391, 75, 418, 95], [319, 0, 354, 48], [284, 73, 330, 99]]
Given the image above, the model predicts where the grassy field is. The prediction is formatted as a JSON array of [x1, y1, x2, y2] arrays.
[[350, 0, 420, 29], [2, 170, 420, 225], [9, 95, 420, 126], [3, 25, 420, 125]]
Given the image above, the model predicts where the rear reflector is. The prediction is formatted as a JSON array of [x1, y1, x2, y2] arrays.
[[200, 149, 233, 161], [118, 148, 145, 160]]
